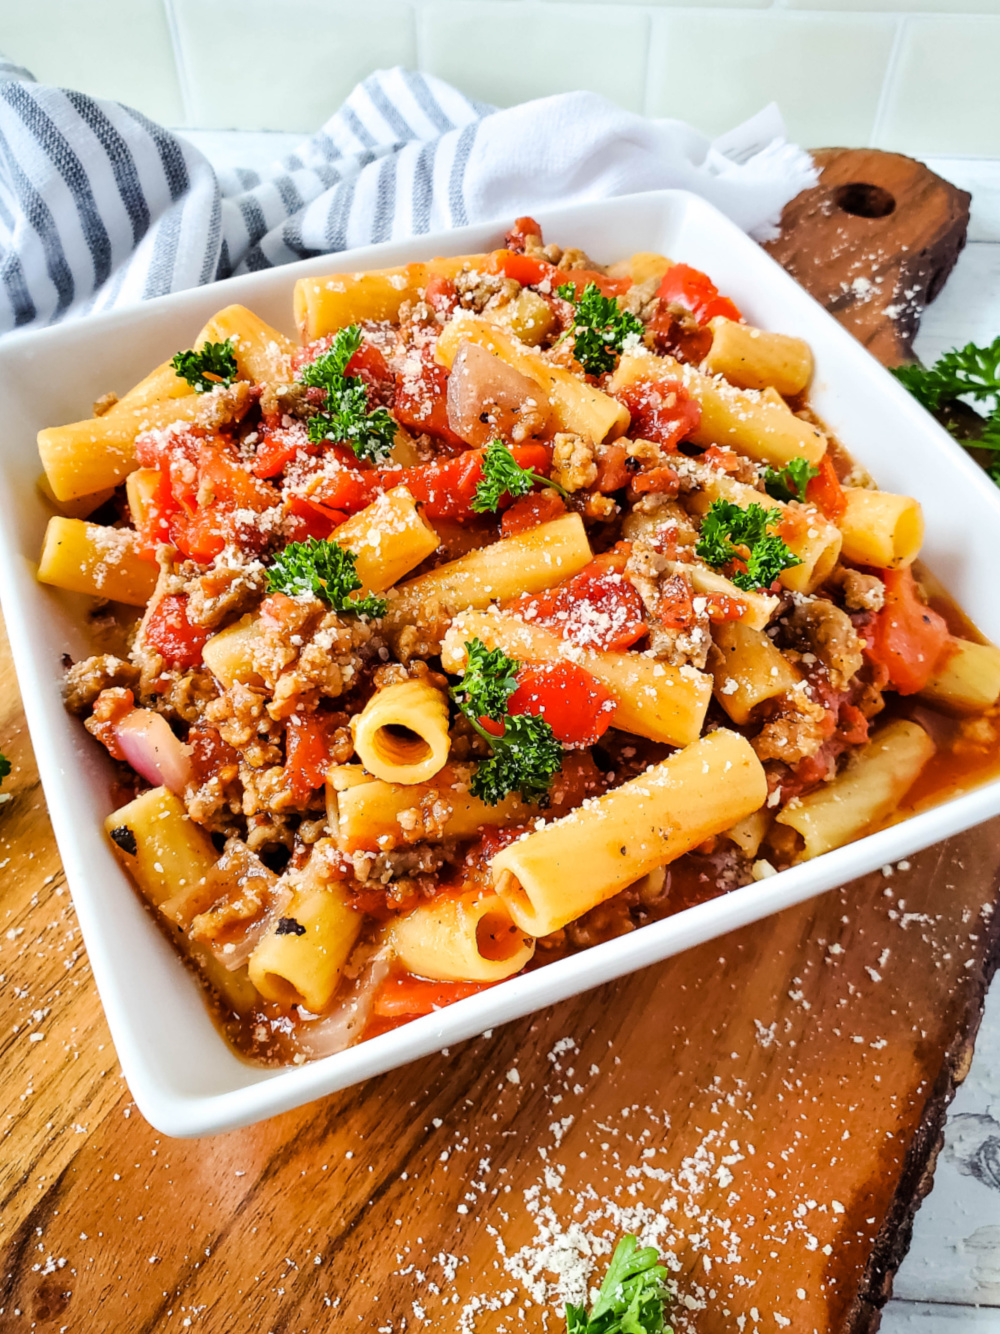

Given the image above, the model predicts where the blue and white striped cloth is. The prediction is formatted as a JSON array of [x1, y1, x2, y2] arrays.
[[0, 60, 816, 337]]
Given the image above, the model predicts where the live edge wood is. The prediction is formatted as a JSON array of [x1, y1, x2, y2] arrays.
[[0, 151, 991, 1334]]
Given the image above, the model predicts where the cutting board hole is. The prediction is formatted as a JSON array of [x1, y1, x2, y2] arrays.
[[835, 182, 896, 219]]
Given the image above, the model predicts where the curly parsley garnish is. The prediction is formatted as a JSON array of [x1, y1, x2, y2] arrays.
[[265, 538, 386, 617], [450, 638, 519, 722], [171, 339, 238, 393], [762, 458, 818, 503], [565, 1234, 672, 1334], [299, 325, 396, 464], [695, 498, 801, 592], [892, 336, 1000, 484], [451, 637, 562, 805], [556, 281, 644, 376], [471, 439, 568, 514]]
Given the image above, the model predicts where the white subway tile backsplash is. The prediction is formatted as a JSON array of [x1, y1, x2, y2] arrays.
[[169, 0, 417, 132], [0, 1, 996, 157], [0, 0, 184, 124], [875, 17, 1000, 156], [790, 0, 1000, 10], [420, 2, 650, 112], [646, 11, 897, 147]]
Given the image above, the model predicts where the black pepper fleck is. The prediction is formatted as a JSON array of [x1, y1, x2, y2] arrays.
[[276, 916, 307, 937], [109, 825, 137, 856]]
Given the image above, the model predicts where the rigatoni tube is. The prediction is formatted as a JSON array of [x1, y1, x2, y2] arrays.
[[248, 873, 362, 1012], [385, 890, 535, 983], [919, 638, 1000, 715], [327, 768, 536, 853], [775, 718, 935, 860], [37, 516, 159, 606], [352, 680, 451, 785], [703, 318, 813, 397], [611, 350, 826, 468], [708, 620, 801, 726], [442, 610, 713, 748], [330, 485, 439, 593], [104, 788, 257, 1012], [384, 514, 592, 630], [490, 729, 767, 936], [838, 488, 923, 569]]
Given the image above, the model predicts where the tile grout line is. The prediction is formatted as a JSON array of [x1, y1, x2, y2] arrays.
[[161, 0, 195, 130], [869, 12, 909, 150]]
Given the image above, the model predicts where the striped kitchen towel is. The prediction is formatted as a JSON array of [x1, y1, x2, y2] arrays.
[[0, 60, 816, 337]]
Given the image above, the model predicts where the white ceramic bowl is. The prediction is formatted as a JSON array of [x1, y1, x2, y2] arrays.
[[2, 190, 999, 1137]]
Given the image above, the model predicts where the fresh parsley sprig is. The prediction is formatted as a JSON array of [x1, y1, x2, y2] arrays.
[[472, 439, 568, 514], [171, 339, 239, 393], [556, 281, 644, 377], [763, 458, 818, 504], [469, 713, 564, 807], [299, 325, 397, 464], [565, 1234, 672, 1334], [892, 337, 1000, 485], [265, 538, 386, 617], [695, 498, 801, 592], [450, 639, 520, 722], [451, 637, 562, 805]]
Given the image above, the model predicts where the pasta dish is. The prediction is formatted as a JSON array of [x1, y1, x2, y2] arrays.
[[34, 218, 1000, 1064]]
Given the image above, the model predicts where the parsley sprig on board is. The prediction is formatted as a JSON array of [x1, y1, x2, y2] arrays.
[[891, 336, 1000, 484], [299, 325, 397, 464], [556, 281, 644, 376], [171, 339, 238, 393], [695, 499, 801, 592], [762, 458, 818, 503], [565, 1234, 672, 1334], [265, 538, 386, 617], [451, 638, 563, 806], [472, 439, 568, 514]]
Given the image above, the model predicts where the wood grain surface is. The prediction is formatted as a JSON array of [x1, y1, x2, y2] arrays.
[[0, 150, 993, 1334]]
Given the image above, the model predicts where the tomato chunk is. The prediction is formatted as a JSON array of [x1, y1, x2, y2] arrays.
[[486, 249, 630, 299], [593, 442, 632, 493], [309, 444, 551, 520], [252, 422, 314, 478], [658, 262, 742, 325], [372, 973, 497, 1019], [806, 454, 847, 521], [282, 494, 346, 542], [504, 216, 543, 252], [868, 566, 952, 695], [424, 274, 458, 317], [510, 551, 646, 652], [501, 489, 567, 537], [656, 574, 695, 630], [618, 378, 700, 451], [632, 466, 680, 496], [507, 661, 615, 747], [144, 595, 211, 670], [188, 725, 238, 783], [394, 358, 466, 449], [285, 712, 340, 804]]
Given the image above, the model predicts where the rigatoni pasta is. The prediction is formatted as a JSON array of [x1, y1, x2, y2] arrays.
[[41, 215, 999, 1067]]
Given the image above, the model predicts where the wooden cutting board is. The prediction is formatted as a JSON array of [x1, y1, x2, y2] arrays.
[[0, 150, 989, 1334]]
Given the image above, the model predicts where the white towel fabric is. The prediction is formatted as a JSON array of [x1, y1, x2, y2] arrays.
[[0, 60, 816, 337]]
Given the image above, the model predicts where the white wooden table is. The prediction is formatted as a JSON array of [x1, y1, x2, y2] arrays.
[[175, 134, 1000, 1329]]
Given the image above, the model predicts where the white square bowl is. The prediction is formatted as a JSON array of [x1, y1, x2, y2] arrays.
[[3, 190, 999, 1138]]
